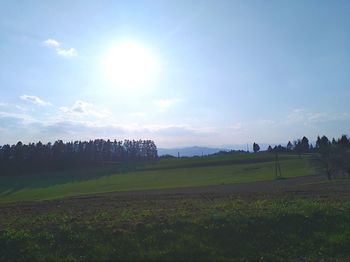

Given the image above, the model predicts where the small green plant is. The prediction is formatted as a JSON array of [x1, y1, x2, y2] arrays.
[[0, 198, 349, 261]]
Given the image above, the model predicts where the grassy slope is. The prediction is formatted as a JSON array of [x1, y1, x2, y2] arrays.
[[0, 153, 314, 203]]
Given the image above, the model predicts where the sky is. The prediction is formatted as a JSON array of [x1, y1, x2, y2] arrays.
[[0, 0, 349, 148]]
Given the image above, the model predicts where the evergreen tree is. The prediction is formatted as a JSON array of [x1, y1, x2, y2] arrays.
[[0, 139, 158, 175], [253, 142, 260, 153], [301, 136, 309, 153]]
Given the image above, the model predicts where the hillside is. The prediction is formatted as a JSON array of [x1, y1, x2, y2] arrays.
[[0, 153, 314, 203]]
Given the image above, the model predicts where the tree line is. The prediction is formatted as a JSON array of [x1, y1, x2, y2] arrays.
[[0, 139, 158, 175], [252, 135, 349, 155], [313, 135, 350, 179], [254, 134, 350, 178]]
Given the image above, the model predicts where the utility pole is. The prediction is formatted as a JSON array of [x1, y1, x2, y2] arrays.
[[275, 151, 282, 178]]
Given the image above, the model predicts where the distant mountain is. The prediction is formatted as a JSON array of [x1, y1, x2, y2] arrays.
[[158, 146, 229, 157], [221, 143, 278, 151], [158, 143, 283, 157]]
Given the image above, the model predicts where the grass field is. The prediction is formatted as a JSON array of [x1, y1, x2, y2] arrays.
[[1, 198, 350, 261], [0, 153, 314, 203], [1, 152, 349, 260]]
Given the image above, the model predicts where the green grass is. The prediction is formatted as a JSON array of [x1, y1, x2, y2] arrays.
[[1, 198, 349, 261], [0, 153, 315, 203], [0, 153, 346, 261]]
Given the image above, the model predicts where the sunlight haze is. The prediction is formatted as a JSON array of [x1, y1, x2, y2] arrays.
[[0, 0, 349, 147]]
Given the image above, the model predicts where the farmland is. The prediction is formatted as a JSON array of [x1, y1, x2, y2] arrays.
[[0, 153, 313, 203], [1, 152, 350, 260]]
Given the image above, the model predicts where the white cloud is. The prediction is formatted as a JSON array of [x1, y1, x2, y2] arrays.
[[43, 39, 60, 47], [0, 111, 31, 120], [43, 38, 77, 57], [33, 121, 211, 145], [0, 111, 219, 146], [56, 47, 77, 57], [0, 102, 27, 113], [39, 120, 125, 136], [0, 111, 35, 131], [286, 109, 350, 125], [60, 100, 111, 119], [20, 95, 52, 106]]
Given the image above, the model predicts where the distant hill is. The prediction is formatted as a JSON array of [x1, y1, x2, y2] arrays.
[[158, 146, 229, 157], [158, 143, 281, 157]]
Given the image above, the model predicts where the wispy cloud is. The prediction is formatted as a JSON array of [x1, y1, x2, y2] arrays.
[[286, 109, 350, 125], [60, 100, 111, 119], [0, 111, 35, 132], [0, 109, 221, 147], [43, 38, 60, 47], [56, 48, 77, 57], [43, 38, 77, 57], [0, 102, 27, 112], [39, 120, 125, 136], [0, 111, 32, 120], [20, 95, 52, 106]]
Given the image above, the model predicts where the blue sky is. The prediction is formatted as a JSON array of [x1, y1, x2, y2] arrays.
[[0, 0, 349, 148]]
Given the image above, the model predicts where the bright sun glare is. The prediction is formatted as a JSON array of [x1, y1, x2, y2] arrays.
[[101, 42, 159, 90]]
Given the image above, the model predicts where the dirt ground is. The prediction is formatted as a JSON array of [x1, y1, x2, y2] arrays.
[[1, 174, 350, 216]]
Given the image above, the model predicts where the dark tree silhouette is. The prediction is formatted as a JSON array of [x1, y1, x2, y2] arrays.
[[332, 138, 337, 145], [301, 136, 310, 153], [316, 135, 331, 156], [253, 142, 260, 153], [312, 134, 350, 180], [292, 137, 309, 157], [0, 139, 158, 175]]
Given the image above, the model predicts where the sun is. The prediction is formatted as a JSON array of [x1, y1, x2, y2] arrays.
[[101, 42, 159, 91]]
